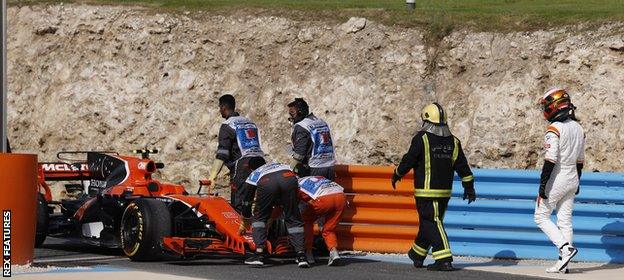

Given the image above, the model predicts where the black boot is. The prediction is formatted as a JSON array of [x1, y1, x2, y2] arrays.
[[296, 251, 310, 268], [244, 253, 265, 266], [407, 249, 425, 268], [427, 261, 455, 271], [245, 249, 265, 266]]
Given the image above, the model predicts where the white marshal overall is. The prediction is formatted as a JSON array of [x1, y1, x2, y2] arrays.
[[294, 116, 336, 168], [222, 116, 265, 159]]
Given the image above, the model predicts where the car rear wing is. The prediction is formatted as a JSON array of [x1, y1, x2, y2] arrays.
[[38, 151, 120, 181], [38, 162, 91, 181]]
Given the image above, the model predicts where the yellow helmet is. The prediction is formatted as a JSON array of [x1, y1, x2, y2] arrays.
[[421, 103, 447, 125]]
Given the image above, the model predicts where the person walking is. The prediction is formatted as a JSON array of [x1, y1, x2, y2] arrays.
[[533, 88, 584, 274], [391, 103, 476, 271]]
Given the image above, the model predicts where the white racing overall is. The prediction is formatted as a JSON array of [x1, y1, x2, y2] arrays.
[[534, 119, 585, 249]]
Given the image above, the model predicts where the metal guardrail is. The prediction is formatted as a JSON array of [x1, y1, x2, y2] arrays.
[[334, 165, 624, 263]]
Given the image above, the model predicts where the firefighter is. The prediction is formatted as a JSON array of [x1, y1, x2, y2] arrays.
[[206, 94, 266, 217], [391, 103, 476, 271], [287, 98, 336, 180], [242, 162, 309, 268], [297, 176, 346, 266], [533, 88, 584, 274]]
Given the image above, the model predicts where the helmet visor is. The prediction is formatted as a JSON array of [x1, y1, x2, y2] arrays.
[[541, 90, 568, 106]]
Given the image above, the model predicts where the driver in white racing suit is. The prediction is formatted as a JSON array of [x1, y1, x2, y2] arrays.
[[533, 88, 585, 274]]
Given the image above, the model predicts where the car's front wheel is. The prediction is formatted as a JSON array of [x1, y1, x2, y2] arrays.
[[120, 198, 171, 261]]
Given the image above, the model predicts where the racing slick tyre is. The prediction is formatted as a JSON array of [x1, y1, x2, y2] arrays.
[[35, 193, 49, 247], [120, 198, 171, 261]]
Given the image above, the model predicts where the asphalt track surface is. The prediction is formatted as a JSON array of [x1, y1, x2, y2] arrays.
[[34, 237, 549, 280]]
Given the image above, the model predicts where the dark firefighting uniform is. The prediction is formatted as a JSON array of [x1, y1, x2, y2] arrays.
[[245, 163, 305, 252], [291, 114, 336, 180], [216, 112, 266, 214], [396, 130, 474, 263]]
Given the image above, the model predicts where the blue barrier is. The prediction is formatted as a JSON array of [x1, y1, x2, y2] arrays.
[[446, 169, 624, 263]]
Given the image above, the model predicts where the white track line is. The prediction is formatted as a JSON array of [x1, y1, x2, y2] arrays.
[[34, 255, 127, 263]]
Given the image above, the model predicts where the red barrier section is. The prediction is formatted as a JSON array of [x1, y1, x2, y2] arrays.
[[334, 164, 419, 253], [0, 153, 38, 265]]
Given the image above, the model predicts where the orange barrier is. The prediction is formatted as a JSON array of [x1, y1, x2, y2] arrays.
[[0, 153, 38, 265], [347, 194, 414, 209], [334, 164, 418, 253], [336, 165, 415, 196]]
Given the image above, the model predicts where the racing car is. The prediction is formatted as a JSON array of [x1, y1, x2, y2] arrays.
[[35, 149, 293, 261]]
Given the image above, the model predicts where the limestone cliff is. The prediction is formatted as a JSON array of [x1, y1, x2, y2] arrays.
[[6, 4, 624, 192]]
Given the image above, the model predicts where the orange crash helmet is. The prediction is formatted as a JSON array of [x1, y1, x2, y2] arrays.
[[540, 88, 576, 122]]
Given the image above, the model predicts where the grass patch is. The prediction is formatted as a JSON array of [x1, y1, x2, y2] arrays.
[[10, 0, 624, 31]]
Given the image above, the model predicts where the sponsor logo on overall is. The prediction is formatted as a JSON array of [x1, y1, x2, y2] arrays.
[[2, 210, 10, 277], [236, 124, 260, 151], [319, 131, 330, 144], [245, 128, 257, 139], [312, 126, 333, 155], [300, 177, 323, 195]]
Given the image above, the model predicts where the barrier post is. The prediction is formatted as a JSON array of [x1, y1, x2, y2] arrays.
[[1, 0, 7, 152], [0, 153, 38, 268]]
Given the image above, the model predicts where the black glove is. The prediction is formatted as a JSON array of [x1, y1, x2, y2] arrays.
[[293, 163, 310, 177], [462, 181, 476, 204], [391, 170, 402, 190], [576, 163, 583, 195], [539, 184, 548, 199], [538, 160, 555, 200]]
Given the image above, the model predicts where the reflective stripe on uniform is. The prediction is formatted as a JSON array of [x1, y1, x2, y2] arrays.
[[423, 134, 431, 191], [432, 249, 452, 260], [288, 227, 304, 234], [547, 125, 560, 137], [293, 152, 305, 161], [252, 222, 266, 228], [452, 137, 459, 165], [394, 168, 402, 177], [412, 243, 429, 257], [433, 201, 450, 251], [414, 189, 452, 198], [461, 175, 474, 182]]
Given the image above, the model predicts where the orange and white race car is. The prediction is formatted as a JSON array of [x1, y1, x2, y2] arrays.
[[35, 150, 293, 261]]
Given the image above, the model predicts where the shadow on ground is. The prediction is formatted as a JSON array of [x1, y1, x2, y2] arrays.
[[455, 250, 520, 268]]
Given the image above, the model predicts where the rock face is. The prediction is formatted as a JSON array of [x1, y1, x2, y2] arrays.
[[6, 4, 624, 192]]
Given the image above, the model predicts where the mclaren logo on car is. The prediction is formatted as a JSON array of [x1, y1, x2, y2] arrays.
[[41, 163, 89, 172]]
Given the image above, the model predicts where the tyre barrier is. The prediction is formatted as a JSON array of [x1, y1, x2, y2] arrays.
[[334, 165, 624, 263]]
